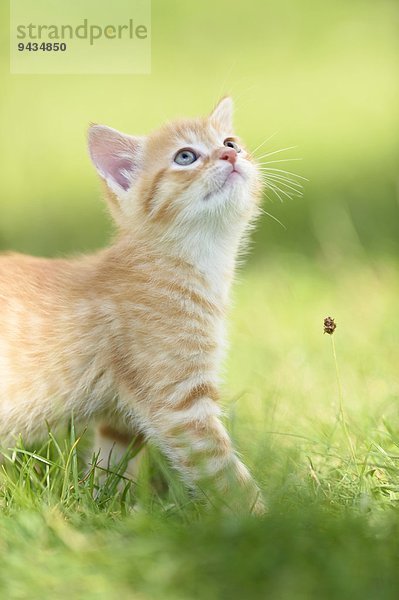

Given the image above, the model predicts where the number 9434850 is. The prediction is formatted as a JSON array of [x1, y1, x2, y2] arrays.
[[18, 42, 67, 52]]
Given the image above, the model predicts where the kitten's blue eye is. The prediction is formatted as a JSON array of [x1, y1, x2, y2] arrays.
[[223, 138, 241, 152], [174, 148, 198, 166]]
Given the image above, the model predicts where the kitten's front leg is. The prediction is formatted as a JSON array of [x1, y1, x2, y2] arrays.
[[121, 385, 265, 515]]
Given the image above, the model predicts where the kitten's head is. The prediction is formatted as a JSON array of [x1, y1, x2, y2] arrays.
[[88, 98, 261, 237]]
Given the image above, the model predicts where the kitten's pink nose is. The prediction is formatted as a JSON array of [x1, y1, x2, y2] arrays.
[[219, 147, 237, 165]]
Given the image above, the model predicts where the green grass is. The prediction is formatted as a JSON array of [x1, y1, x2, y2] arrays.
[[1, 257, 399, 599]]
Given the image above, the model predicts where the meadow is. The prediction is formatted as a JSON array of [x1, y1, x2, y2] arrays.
[[1, 257, 399, 599], [0, 0, 399, 597]]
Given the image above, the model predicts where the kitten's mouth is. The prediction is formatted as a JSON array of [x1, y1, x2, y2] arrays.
[[220, 166, 245, 190], [203, 166, 244, 201], [228, 168, 241, 180]]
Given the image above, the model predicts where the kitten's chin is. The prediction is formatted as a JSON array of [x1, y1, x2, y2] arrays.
[[202, 186, 254, 222], [203, 170, 247, 203]]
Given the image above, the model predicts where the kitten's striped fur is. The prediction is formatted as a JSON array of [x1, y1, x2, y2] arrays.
[[0, 98, 264, 513]]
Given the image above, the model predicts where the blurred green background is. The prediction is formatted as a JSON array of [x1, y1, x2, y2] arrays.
[[0, 0, 398, 260]]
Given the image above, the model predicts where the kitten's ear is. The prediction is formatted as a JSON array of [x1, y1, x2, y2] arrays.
[[209, 97, 233, 131], [88, 125, 144, 198]]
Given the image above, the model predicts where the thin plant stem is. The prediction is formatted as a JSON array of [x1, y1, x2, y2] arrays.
[[330, 335, 358, 471]]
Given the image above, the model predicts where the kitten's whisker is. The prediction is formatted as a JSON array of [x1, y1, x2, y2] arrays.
[[259, 174, 304, 191], [273, 186, 295, 201], [255, 146, 298, 161], [262, 180, 287, 202], [251, 132, 278, 156], [260, 168, 309, 182], [260, 172, 304, 189], [264, 176, 303, 196], [262, 175, 299, 201], [258, 207, 287, 230], [258, 168, 304, 182], [257, 158, 303, 165]]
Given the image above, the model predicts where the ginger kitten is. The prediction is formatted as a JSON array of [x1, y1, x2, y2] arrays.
[[0, 98, 264, 513]]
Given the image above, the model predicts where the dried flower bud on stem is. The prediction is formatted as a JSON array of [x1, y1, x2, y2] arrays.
[[324, 316, 336, 335]]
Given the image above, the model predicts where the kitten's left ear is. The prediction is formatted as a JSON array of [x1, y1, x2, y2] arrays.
[[88, 124, 144, 198], [209, 97, 234, 131]]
